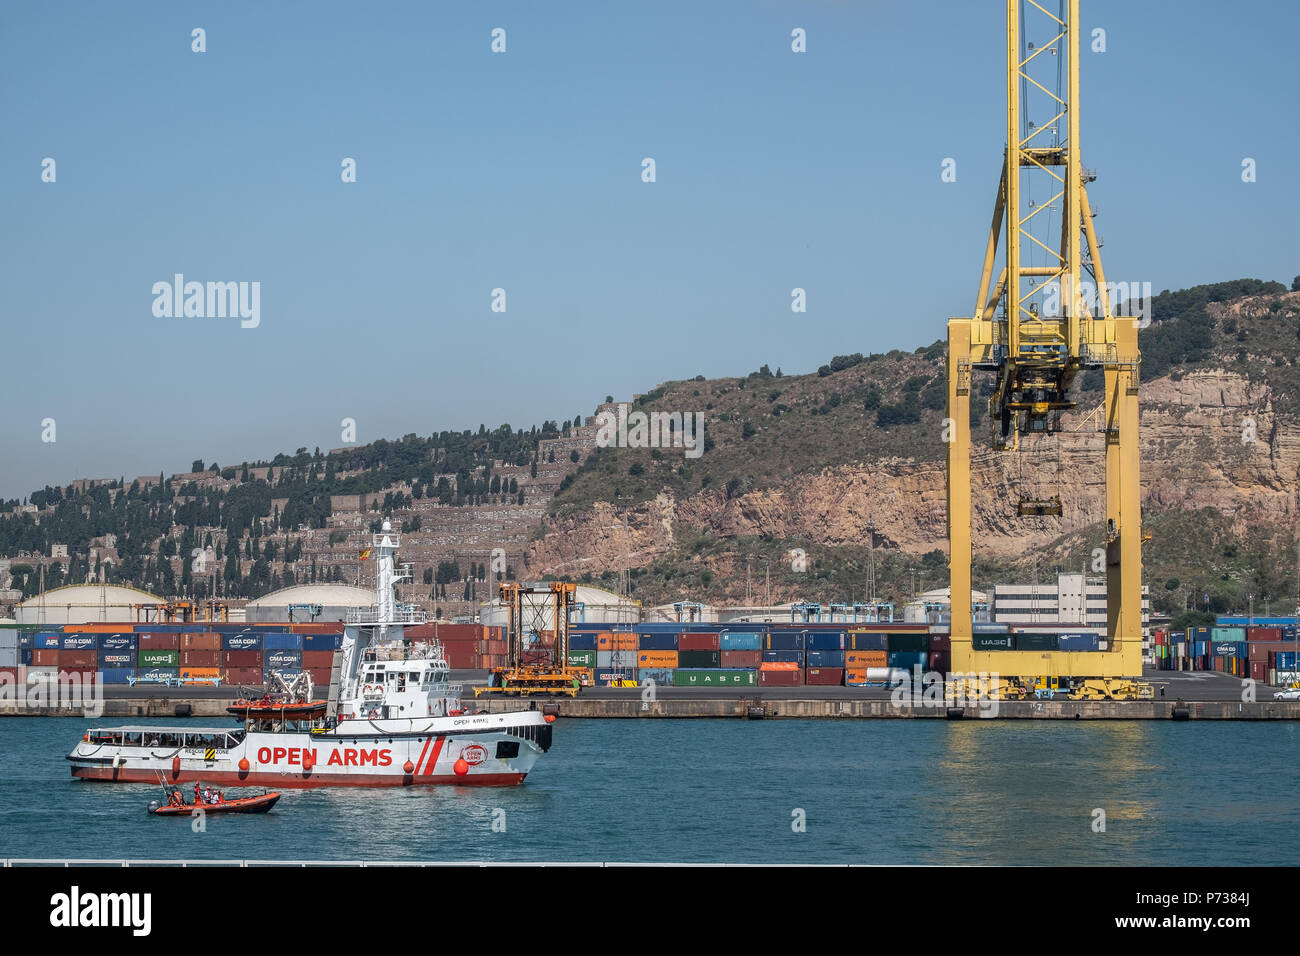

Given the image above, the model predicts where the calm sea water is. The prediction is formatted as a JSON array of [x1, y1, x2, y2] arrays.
[[1, 717, 1296, 864]]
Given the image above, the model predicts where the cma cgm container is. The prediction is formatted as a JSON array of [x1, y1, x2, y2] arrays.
[[264, 650, 302, 670], [60, 634, 99, 651], [222, 633, 263, 651], [98, 634, 138, 652], [674, 668, 756, 687], [593, 669, 638, 686], [98, 652, 135, 669]]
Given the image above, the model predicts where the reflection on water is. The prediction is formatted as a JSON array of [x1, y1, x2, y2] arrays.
[[1, 717, 1297, 864]]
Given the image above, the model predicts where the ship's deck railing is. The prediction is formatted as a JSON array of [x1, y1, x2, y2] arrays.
[[346, 605, 428, 625]]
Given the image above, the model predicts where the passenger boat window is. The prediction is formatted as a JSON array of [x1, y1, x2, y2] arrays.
[[159, 733, 181, 748], [123, 733, 143, 746]]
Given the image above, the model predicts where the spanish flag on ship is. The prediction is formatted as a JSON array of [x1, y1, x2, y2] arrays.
[[359, 548, 371, 560]]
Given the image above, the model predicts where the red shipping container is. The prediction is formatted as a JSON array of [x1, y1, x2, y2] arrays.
[[805, 667, 844, 686], [678, 633, 720, 651], [1248, 641, 1295, 663], [139, 633, 180, 650], [58, 667, 98, 683], [929, 651, 951, 672], [721, 650, 762, 668], [181, 633, 221, 650], [181, 650, 220, 666], [307, 667, 332, 688], [222, 650, 262, 667], [33, 649, 59, 666], [302, 651, 335, 669], [1251, 661, 1267, 683], [929, 633, 951, 652], [1247, 627, 1283, 643], [222, 668, 264, 685], [759, 668, 802, 686], [291, 622, 345, 634], [58, 650, 97, 668]]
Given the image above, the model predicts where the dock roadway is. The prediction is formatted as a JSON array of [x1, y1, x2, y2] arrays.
[[2, 668, 1295, 719]]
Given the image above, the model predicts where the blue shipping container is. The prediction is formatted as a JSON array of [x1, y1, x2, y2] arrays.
[[264, 650, 302, 669], [61, 634, 99, 650], [302, 633, 343, 651], [98, 652, 135, 668], [98, 634, 138, 651], [806, 649, 847, 667], [1213, 642, 1239, 658], [593, 669, 638, 685], [637, 668, 674, 685], [806, 632, 847, 651], [136, 667, 179, 681], [17, 632, 34, 648], [99, 668, 137, 684], [761, 649, 804, 663], [34, 633, 61, 648], [1057, 634, 1101, 652], [850, 633, 887, 650], [21, 648, 34, 665], [765, 633, 805, 651], [638, 633, 678, 651], [886, 651, 927, 669], [569, 634, 597, 651], [265, 668, 303, 681], [263, 633, 304, 651], [720, 633, 761, 651], [223, 633, 263, 651]]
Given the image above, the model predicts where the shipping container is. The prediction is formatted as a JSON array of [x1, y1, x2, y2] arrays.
[[569, 633, 597, 651], [595, 650, 638, 669], [262, 633, 304, 651], [757, 668, 801, 686], [57, 650, 96, 668], [637, 650, 679, 669], [98, 667, 136, 685], [637, 668, 675, 686], [139, 649, 180, 667], [32, 649, 60, 667], [566, 649, 597, 668], [1211, 627, 1246, 643], [264, 650, 303, 669], [181, 633, 221, 651], [674, 668, 757, 686], [1057, 633, 1101, 652], [720, 650, 762, 668], [139, 633, 181, 651], [34, 633, 61, 649], [0, 632, 17, 650], [307, 667, 333, 688], [136, 667, 180, 682], [98, 634, 138, 652], [720, 632, 762, 651], [848, 632, 887, 650], [302, 651, 335, 669], [597, 633, 638, 651], [638, 633, 678, 651], [593, 668, 638, 686], [1247, 627, 1283, 643], [678, 633, 720, 651], [60, 634, 99, 651], [886, 651, 927, 670], [886, 633, 929, 653], [1014, 633, 1058, 652], [0, 649, 17, 668], [972, 633, 1015, 651], [222, 650, 262, 667], [805, 667, 844, 686], [179, 667, 222, 682], [222, 633, 263, 651], [805, 649, 846, 668], [929, 633, 952, 652], [301, 633, 342, 651], [181, 650, 220, 667], [223, 667, 263, 686], [806, 632, 847, 651], [678, 650, 721, 668], [846, 650, 887, 667], [1250, 661, 1267, 683], [764, 632, 805, 651], [761, 649, 804, 663]]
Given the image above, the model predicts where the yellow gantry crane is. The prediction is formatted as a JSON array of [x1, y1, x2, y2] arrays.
[[476, 581, 582, 697], [946, 0, 1145, 697]]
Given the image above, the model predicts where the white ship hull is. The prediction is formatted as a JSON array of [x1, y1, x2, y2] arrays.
[[68, 712, 551, 788]]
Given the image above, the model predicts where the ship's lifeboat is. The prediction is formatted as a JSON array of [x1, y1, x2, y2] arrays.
[[149, 791, 280, 815], [226, 698, 328, 720]]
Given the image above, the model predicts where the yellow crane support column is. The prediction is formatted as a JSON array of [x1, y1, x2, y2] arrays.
[[947, 320, 973, 657], [1106, 318, 1143, 674]]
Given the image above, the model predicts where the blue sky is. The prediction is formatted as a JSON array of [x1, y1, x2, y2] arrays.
[[1, 0, 1296, 498]]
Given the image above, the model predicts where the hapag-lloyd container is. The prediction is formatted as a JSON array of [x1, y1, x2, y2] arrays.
[[637, 650, 678, 669]]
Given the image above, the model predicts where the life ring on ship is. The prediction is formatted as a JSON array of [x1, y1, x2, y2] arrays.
[[367, 709, 380, 720]]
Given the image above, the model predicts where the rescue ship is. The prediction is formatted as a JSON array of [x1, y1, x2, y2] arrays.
[[66, 523, 552, 787]]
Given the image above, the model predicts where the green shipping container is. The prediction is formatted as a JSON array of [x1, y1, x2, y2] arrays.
[[672, 668, 756, 687], [139, 649, 179, 667], [567, 650, 597, 668], [677, 650, 721, 668], [972, 634, 1015, 651], [1211, 627, 1246, 642], [1014, 633, 1058, 651], [886, 633, 929, 653]]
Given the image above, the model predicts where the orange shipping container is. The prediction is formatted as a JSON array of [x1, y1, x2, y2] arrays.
[[637, 650, 679, 668], [598, 633, 638, 651], [179, 667, 221, 681], [67, 623, 134, 633], [181, 633, 221, 651], [846, 650, 887, 667], [759, 661, 800, 671]]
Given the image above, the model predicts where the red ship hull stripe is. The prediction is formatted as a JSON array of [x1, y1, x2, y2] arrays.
[[70, 766, 526, 788]]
